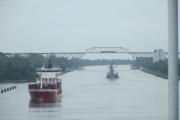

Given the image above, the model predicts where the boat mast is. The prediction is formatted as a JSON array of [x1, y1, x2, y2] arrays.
[[40, 76, 43, 89], [110, 63, 113, 75]]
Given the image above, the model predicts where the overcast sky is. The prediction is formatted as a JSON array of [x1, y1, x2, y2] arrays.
[[0, 0, 171, 53]]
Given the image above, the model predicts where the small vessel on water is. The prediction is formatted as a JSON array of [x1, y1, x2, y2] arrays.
[[106, 63, 119, 79], [28, 63, 62, 102]]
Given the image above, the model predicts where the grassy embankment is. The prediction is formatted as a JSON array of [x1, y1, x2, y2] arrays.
[[141, 69, 168, 79]]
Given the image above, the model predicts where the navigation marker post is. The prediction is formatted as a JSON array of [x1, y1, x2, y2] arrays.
[[168, 0, 179, 120]]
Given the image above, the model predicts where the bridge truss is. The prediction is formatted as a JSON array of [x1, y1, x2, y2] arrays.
[[4, 47, 161, 59]]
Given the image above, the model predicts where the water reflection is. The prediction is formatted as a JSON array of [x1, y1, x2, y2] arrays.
[[29, 98, 62, 108], [107, 78, 119, 82]]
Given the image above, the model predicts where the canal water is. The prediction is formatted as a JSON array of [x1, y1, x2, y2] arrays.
[[0, 65, 167, 120]]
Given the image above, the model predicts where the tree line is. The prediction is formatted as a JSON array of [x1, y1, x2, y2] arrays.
[[0, 53, 83, 82], [132, 57, 169, 78], [0, 53, 132, 83]]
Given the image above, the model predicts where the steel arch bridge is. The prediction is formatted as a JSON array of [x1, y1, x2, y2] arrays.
[[4, 47, 156, 59], [85, 47, 154, 59]]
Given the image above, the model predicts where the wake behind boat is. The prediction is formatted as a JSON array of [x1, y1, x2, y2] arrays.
[[28, 63, 62, 102]]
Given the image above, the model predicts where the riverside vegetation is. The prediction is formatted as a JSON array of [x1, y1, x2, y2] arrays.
[[0, 53, 131, 83], [132, 57, 169, 79], [0, 53, 83, 83]]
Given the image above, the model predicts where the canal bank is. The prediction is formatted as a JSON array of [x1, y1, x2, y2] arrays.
[[140, 69, 180, 80], [140, 69, 168, 79]]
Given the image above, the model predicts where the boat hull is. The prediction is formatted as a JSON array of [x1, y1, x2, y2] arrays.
[[29, 89, 61, 102], [106, 74, 119, 79]]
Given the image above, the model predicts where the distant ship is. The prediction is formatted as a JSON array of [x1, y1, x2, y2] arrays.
[[106, 63, 119, 79], [28, 63, 62, 102]]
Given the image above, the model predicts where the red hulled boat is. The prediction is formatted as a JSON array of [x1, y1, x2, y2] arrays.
[[28, 64, 62, 102]]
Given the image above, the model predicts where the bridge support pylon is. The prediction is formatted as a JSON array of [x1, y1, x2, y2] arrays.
[[168, 0, 179, 120]]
